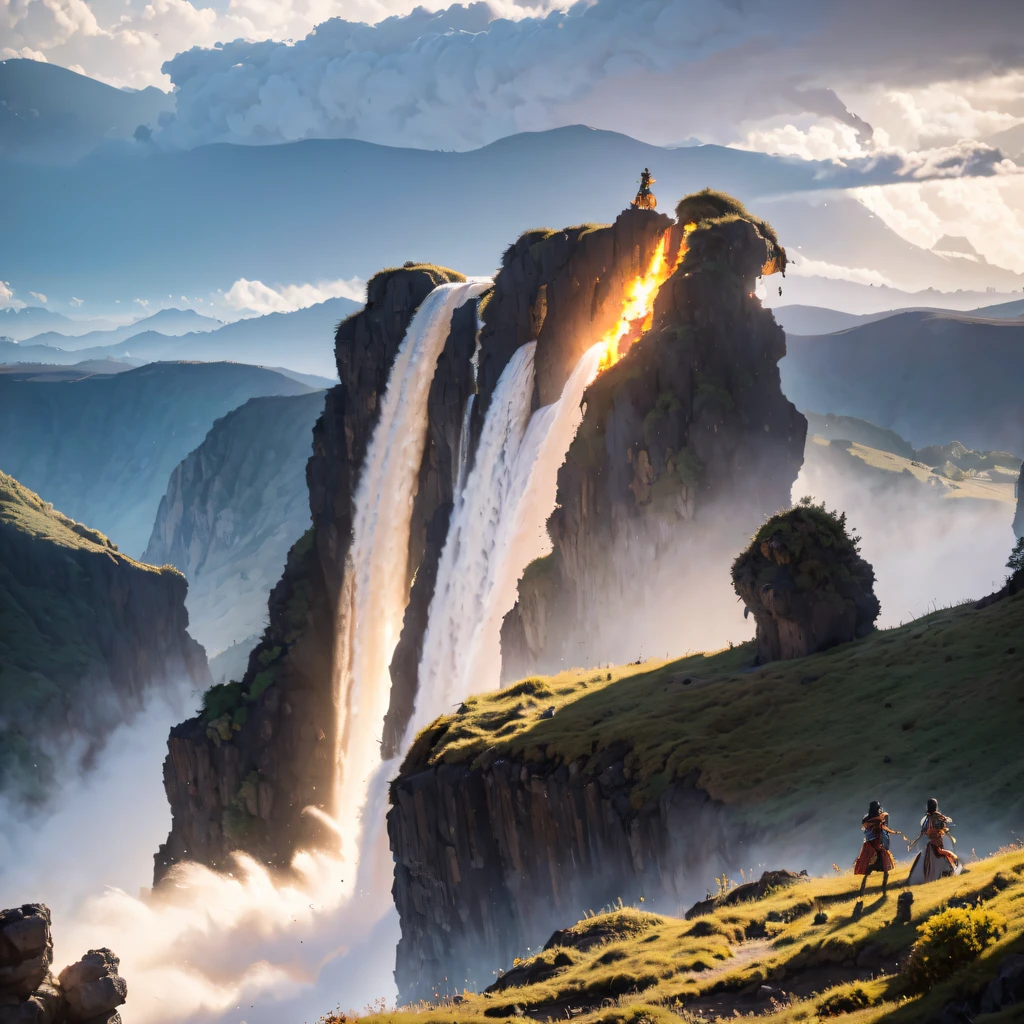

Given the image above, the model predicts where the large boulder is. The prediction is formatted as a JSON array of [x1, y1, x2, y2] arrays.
[[732, 499, 880, 663], [0, 907, 126, 1024]]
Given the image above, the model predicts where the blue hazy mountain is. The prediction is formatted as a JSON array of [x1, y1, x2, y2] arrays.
[[781, 310, 1024, 452], [5, 125, 1019, 314], [0, 361, 314, 557], [24, 307, 222, 348], [1, 296, 357, 377], [0, 58, 172, 163], [774, 296, 1024, 335]]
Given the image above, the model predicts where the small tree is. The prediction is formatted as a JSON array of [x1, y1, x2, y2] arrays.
[[1007, 536, 1024, 581]]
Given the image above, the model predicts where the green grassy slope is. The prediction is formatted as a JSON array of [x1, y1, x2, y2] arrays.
[[0, 471, 190, 796], [403, 591, 1024, 830], [340, 847, 1024, 1023]]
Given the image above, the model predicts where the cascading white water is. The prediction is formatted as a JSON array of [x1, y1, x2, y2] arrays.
[[411, 341, 604, 732], [455, 392, 476, 495], [335, 279, 490, 840]]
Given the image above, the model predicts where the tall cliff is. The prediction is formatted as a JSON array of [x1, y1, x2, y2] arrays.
[[502, 191, 805, 676], [389, 590, 1024, 1002], [0, 362, 314, 557], [0, 471, 209, 801], [155, 265, 469, 878], [143, 392, 326, 657]]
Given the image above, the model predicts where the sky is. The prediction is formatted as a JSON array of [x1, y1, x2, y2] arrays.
[[2, 0, 1024, 310]]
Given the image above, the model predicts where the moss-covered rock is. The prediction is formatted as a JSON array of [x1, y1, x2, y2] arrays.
[[732, 498, 880, 662]]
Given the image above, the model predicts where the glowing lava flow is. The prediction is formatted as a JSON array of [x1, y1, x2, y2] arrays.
[[597, 224, 694, 371]]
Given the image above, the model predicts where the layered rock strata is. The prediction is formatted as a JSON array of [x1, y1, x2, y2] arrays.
[[389, 745, 749, 1003]]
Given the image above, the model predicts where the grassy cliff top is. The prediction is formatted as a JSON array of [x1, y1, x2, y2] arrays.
[[0, 470, 175, 574], [338, 845, 1024, 1023], [401, 592, 1024, 824]]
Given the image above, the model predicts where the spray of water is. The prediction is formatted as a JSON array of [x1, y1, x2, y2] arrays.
[[412, 342, 604, 730], [335, 279, 490, 838]]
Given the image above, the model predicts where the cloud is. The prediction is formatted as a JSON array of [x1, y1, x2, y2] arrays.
[[140, 0, 1024, 154], [0, 281, 12, 306], [785, 252, 895, 288], [855, 174, 1024, 274], [28, 290, 48, 304], [134, 297, 150, 307], [69, 296, 84, 306], [220, 276, 366, 315]]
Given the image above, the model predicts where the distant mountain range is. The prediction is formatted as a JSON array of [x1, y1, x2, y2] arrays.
[[0, 304, 220, 342], [0, 296, 355, 377], [774, 296, 1024, 335], [781, 310, 1024, 453], [3, 121, 1021, 314], [0, 362, 314, 557], [0, 58, 172, 163]]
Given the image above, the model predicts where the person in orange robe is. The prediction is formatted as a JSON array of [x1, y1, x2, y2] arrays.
[[854, 800, 898, 893]]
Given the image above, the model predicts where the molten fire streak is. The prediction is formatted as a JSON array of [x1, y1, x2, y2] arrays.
[[597, 224, 694, 372]]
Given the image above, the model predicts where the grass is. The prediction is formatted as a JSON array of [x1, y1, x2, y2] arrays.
[[399, 590, 1024, 828], [0, 470, 182, 796], [327, 846, 1024, 1024], [808, 435, 1019, 505]]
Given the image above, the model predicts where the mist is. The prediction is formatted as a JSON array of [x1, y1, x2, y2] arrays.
[[794, 449, 1015, 624], [0, 687, 399, 1024]]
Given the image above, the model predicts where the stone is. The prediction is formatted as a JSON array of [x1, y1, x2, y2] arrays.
[[0, 958, 48, 1000], [979, 953, 1024, 1013], [0, 907, 50, 965], [732, 501, 880, 663], [0, 974, 61, 1024], [58, 950, 127, 1020]]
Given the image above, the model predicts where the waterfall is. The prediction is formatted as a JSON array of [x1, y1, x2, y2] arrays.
[[411, 341, 604, 732], [333, 279, 490, 838], [455, 392, 476, 495]]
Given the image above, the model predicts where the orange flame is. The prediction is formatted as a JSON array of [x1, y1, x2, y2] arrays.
[[597, 224, 695, 372]]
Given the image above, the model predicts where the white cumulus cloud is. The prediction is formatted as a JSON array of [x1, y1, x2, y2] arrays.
[[69, 296, 84, 306], [0, 281, 13, 306], [220, 276, 366, 315], [28, 290, 47, 303], [785, 253, 895, 288]]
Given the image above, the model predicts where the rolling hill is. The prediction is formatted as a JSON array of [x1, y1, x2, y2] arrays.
[[781, 311, 1024, 453]]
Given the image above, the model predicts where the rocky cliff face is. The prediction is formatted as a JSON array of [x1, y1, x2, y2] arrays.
[[502, 192, 806, 677], [156, 265, 469, 879], [0, 471, 209, 801], [1015, 460, 1023, 539], [389, 746, 748, 1002], [143, 391, 326, 657]]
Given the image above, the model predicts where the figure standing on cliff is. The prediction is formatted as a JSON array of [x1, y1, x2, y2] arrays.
[[632, 168, 657, 210], [854, 800, 898, 894], [907, 798, 961, 884]]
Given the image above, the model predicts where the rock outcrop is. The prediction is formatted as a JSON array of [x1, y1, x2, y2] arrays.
[[156, 265, 469, 879], [501, 191, 806, 677], [143, 391, 326, 656], [1015, 459, 1023, 539], [0, 904, 127, 1024], [0, 471, 209, 801], [389, 746, 750, 1003], [731, 499, 880, 662]]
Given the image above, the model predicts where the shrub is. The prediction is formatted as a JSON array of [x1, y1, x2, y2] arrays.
[[904, 906, 1007, 991], [817, 985, 871, 1017]]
